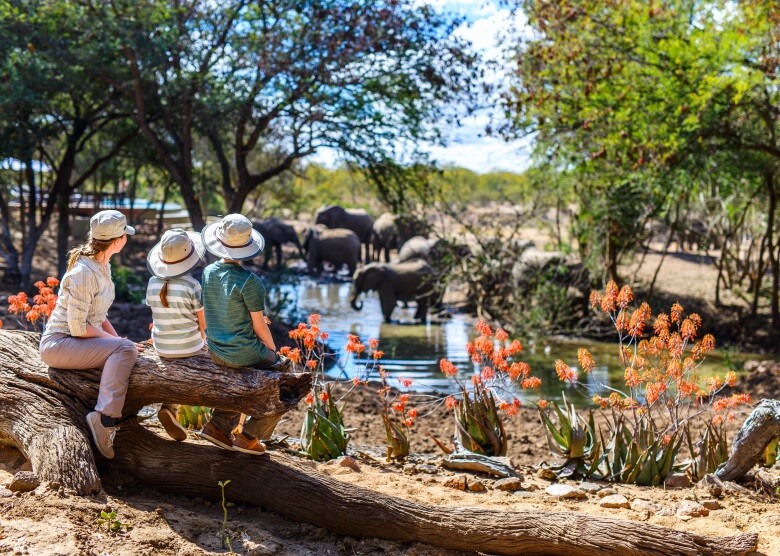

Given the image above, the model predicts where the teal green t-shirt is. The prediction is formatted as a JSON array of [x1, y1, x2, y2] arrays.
[[201, 261, 276, 367]]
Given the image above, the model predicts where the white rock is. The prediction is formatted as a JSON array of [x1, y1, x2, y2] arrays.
[[599, 494, 630, 509], [545, 484, 587, 499], [676, 500, 709, 518], [631, 499, 661, 513]]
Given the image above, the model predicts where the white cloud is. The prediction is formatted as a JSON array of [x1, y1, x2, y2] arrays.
[[423, 1, 531, 173]]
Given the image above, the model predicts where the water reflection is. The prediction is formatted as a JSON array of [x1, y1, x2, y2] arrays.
[[283, 278, 751, 404]]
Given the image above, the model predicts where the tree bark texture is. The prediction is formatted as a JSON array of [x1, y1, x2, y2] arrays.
[[0, 330, 760, 556], [0, 330, 310, 495], [716, 398, 780, 481]]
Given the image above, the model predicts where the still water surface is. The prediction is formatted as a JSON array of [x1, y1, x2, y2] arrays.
[[276, 278, 751, 405]]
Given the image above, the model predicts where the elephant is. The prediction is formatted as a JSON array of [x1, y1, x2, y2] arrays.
[[303, 225, 361, 276], [511, 247, 591, 315], [370, 212, 398, 263], [314, 205, 374, 264], [349, 259, 436, 324], [252, 218, 304, 269], [395, 236, 441, 263]]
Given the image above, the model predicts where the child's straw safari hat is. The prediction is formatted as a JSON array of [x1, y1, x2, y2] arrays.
[[201, 214, 264, 261], [147, 228, 205, 278]]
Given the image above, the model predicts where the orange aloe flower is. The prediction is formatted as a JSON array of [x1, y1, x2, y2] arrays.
[[577, 348, 595, 373], [554, 359, 577, 382]]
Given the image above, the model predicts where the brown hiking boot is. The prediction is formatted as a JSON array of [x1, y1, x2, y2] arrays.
[[199, 421, 235, 451], [231, 431, 266, 455], [157, 405, 188, 442], [86, 411, 116, 459]]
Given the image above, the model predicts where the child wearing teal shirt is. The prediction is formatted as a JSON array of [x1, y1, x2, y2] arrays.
[[199, 214, 288, 455]]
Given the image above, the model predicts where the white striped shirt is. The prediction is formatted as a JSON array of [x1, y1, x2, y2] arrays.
[[45, 256, 114, 337], [146, 274, 204, 356]]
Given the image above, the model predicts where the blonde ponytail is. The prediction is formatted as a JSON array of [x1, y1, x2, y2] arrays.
[[66, 234, 117, 271]]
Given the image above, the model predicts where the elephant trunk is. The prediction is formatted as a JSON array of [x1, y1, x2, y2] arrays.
[[349, 285, 363, 311]]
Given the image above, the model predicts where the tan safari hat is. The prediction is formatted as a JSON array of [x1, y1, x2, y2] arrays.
[[147, 229, 205, 278], [90, 210, 135, 241], [202, 214, 264, 261]]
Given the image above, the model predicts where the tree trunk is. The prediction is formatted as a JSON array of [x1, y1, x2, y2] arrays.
[[0, 330, 760, 556], [0, 330, 310, 495], [716, 398, 780, 482]]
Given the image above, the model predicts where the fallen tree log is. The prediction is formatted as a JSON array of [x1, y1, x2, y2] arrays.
[[716, 399, 780, 481], [0, 329, 310, 494], [0, 329, 760, 556]]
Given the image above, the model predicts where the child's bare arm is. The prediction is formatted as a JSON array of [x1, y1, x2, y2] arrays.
[[250, 310, 276, 352], [196, 308, 206, 339]]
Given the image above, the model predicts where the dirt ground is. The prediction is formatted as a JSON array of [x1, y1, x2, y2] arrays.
[[1, 391, 779, 556], [1, 221, 779, 555]]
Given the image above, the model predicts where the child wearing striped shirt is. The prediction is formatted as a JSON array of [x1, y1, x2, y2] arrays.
[[145, 228, 207, 442]]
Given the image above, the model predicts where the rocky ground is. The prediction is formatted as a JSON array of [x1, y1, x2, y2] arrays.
[[1, 387, 779, 556]]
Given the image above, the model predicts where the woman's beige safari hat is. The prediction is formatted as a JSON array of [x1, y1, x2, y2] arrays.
[[201, 214, 264, 261], [147, 228, 206, 278], [90, 209, 135, 240]]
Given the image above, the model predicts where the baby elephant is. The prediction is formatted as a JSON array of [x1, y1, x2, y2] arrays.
[[349, 259, 435, 323]]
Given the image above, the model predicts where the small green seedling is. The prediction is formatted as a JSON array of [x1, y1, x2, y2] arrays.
[[218, 480, 234, 554], [96, 510, 132, 535]]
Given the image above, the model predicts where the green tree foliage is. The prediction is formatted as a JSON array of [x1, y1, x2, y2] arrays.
[[78, 0, 481, 229], [502, 0, 780, 328], [0, 0, 134, 286]]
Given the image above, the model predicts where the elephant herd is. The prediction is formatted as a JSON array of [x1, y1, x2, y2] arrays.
[[252, 206, 438, 323], [252, 205, 591, 325]]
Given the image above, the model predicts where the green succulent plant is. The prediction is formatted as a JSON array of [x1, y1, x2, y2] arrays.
[[382, 413, 410, 461], [539, 395, 603, 479], [687, 420, 730, 482], [453, 384, 507, 457], [177, 405, 212, 429], [603, 416, 683, 486], [300, 384, 348, 461]]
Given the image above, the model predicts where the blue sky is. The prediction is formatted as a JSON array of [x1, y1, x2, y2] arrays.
[[424, 0, 531, 174], [310, 0, 532, 175]]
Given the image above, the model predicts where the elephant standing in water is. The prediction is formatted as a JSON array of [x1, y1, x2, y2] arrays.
[[303, 226, 361, 276], [349, 259, 436, 323], [252, 218, 305, 269], [315, 205, 374, 264]]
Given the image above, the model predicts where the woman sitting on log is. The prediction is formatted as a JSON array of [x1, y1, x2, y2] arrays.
[[39, 210, 144, 460], [145, 228, 207, 442]]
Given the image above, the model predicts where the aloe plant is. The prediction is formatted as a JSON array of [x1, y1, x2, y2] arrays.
[[687, 421, 729, 481], [177, 406, 212, 429], [539, 395, 603, 478], [602, 416, 683, 486], [300, 384, 348, 461], [454, 384, 507, 456], [382, 413, 410, 460]]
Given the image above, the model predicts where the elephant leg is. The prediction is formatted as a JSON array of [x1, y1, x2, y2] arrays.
[[380, 294, 396, 323], [263, 248, 271, 269], [415, 298, 428, 324], [384, 248, 390, 263], [275, 245, 283, 268]]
